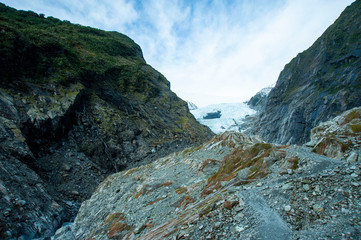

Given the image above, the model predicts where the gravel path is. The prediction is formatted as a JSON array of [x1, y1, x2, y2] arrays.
[[240, 190, 292, 240], [286, 145, 343, 175], [237, 145, 347, 240]]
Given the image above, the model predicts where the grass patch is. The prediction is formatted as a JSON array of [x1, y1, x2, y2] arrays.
[[201, 143, 273, 197], [350, 124, 361, 133], [104, 213, 125, 224], [312, 133, 349, 156], [108, 222, 131, 239], [0, 3, 171, 102], [342, 110, 361, 125], [136, 182, 173, 198], [175, 187, 188, 195]]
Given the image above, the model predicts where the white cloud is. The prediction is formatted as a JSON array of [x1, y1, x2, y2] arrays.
[[3, 0, 138, 31], [2, 0, 355, 107], [143, 0, 354, 106]]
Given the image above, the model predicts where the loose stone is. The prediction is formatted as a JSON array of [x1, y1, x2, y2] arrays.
[[284, 205, 292, 212]]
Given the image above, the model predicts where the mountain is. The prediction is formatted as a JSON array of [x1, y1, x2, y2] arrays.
[[246, 86, 273, 111], [54, 107, 361, 240], [190, 103, 255, 134], [0, 4, 213, 239], [50, 1, 361, 239], [249, 0, 361, 145]]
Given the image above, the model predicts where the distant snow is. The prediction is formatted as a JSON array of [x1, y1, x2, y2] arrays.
[[190, 103, 256, 134]]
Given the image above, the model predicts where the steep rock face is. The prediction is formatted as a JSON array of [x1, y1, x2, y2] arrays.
[[246, 87, 272, 111], [55, 109, 361, 239], [0, 117, 64, 239], [0, 4, 213, 239], [251, 1, 361, 144]]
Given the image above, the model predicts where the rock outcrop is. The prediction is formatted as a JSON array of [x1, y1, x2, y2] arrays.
[[246, 87, 272, 111], [202, 110, 222, 119], [0, 4, 213, 239], [54, 107, 361, 239], [250, 0, 361, 144], [306, 107, 361, 160]]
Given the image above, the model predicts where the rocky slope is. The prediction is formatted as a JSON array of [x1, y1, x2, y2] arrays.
[[54, 107, 361, 240], [0, 4, 213, 239], [306, 107, 361, 160], [246, 87, 273, 111], [250, 0, 361, 145]]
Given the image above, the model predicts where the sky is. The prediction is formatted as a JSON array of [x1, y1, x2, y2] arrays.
[[2, 0, 355, 107]]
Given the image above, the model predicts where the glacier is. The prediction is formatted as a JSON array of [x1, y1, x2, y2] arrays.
[[190, 102, 256, 134]]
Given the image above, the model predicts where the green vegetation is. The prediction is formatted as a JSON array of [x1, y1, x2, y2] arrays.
[[175, 186, 188, 195], [350, 124, 361, 133], [312, 133, 349, 156], [106, 213, 131, 239], [286, 156, 299, 170], [0, 3, 163, 99], [202, 143, 274, 196], [275, 0, 361, 103], [342, 110, 361, 125]]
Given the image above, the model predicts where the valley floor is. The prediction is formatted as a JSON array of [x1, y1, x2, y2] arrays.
[[54, 105, 361, 240]]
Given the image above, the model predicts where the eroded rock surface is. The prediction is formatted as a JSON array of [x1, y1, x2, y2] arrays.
[[249, 1, 361, 145], [307, 107, 361, 160], [54, 116, 361, 239], [0, 4, 213, 239]]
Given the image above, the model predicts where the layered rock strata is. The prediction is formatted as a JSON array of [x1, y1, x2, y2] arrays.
[[250, 0, 361, 144], [54, 111, 361, 239], [0, 4, 213, 239]]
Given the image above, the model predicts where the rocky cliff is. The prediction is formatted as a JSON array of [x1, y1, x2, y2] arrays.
[[0, 4, 213, 239], [54, 107, 361, 240], [250, 0, 361, 144], [246, 87, 273, 111]]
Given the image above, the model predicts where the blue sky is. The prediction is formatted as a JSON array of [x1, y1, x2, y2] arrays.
[[2, 0, 354, 107]]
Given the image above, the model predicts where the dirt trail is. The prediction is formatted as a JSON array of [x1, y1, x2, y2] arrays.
[[238, 146, 345, 240], [240, 190, 292, 240]]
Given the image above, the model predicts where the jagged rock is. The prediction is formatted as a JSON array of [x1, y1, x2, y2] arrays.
[[246, 87, 273, 111], [203, 110, 222, 119], [55, 108, 361, 240], [53, 224, 74, 240], [0, 152, 65, 239], [307, 107, 361, 159], [347, 151, 359, 163], [0, 4, 213, 239], [249, 1, 361, 145], [53, 132, 297, 239]]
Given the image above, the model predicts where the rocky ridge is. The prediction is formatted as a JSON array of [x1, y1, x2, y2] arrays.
[[249, 0, 361, 145], [54, 107, 361, 240], [0, 4, 213, 239], [307, 107, 361, 160], [246, 87, 273, 111]]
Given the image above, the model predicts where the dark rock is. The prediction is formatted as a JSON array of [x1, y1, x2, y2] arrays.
[[249, 1, 361, 144], [203, 110, 222, 119], [0, 4, 214, 239], [0, 151, 65, 239], [246, 87, 273, 111], [54, 118, 361, 239]]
